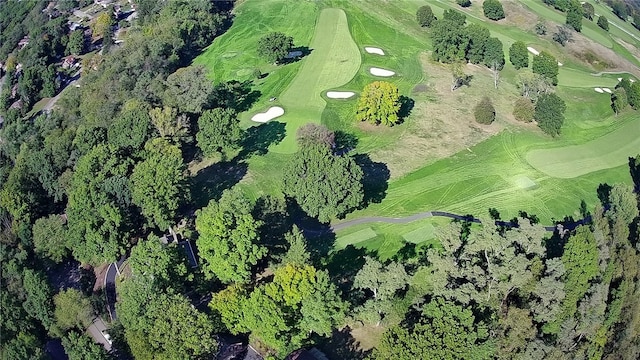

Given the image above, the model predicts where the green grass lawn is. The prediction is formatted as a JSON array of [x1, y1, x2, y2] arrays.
[[193, 0, 640, 258], [526, 112, 640, 178], [270, 8, 362, 153]]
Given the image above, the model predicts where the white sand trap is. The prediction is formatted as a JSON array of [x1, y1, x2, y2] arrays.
[[594, 87, 604, 93], [558, 62, 563, 66], [631, 79, 636, 82], [251, 106, 284, 123], [364, 47, 385, 55], [618, 77, 623, 81], [527, 46, 539, 55], [603, 88, 612, 93], [370, 67, 395, 77], [326, 91, 355, 99], [285, 50, 303, 59]]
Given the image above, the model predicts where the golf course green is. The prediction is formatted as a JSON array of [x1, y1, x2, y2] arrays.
[[194, 0, 640, 257]]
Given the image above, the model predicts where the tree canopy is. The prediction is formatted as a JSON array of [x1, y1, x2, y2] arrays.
[[483, 0, 505, 20], [431, 19, 469, 63], [509, 41, 529, 69], [257, 32, 294, 63], [534, 93, 566, 136], [195, 188, 267, 283], [532, 51, 559, 85], [566, 0, 583, 31], [282, 144, 364, 223], [356, 81, 401, 126], [597, 15, 609, 31], [163, 66, 214, 114], [416, 5, 436, 27], [196, 107, 242, 159]]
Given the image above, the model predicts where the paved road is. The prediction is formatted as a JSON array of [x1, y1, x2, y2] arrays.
[[105, 257, 125, 321]]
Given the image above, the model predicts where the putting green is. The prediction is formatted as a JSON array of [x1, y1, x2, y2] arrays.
[[270, 8, 361, 153], [526, 118, 640, 178]]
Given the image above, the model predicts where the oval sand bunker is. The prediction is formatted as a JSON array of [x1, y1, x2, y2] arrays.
[[251, 106, 284, 123], [364, 47, 385, 55], [370, 67, 395, 77], [326, 91, 355, 99], [594, 87, 604, 93]]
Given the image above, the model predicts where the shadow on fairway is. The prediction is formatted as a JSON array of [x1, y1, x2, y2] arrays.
[[239, 121, 286, 158], [354, 154, 391, 206], [191, 160, 248, 209], [325, 245, 374, 293], [213, 80, 262, 113], [398, 95, 415, 120], [317, 326, 371, 360]]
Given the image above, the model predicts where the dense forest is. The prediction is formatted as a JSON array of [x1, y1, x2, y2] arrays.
[[2, 1, 640, 359]]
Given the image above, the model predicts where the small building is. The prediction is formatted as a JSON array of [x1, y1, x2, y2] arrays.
[[62, 55, 78, 69], [18, 36, 29, 50], [86, 317, 112, 352]]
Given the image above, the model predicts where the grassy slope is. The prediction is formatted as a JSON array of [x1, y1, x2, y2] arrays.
[[271, 8, 361, 153], [194, 0, 640, 256]]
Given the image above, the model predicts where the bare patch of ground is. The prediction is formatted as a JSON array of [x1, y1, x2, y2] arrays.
[[93, 263, 109, 292], [565, 33, 640, 77], [349, 323, 386, 351], [369, 54, 521, 179]]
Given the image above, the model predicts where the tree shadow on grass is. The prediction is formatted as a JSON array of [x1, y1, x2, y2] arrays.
[[597, 183, 612, 208], [213, 80, 262, 113], [280, 46, 313, 64], [316, 326, 372, 360], [190, 160, 248, 210], [353, 154, 390, 206], [325, 245, 374, 294], [334, 131, 359, 155], [239, 121, 286, 158], [398, 95, 415, 120]]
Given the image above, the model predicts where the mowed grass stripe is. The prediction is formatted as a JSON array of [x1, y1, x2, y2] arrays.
[[271, 8, 361, 153], [525, 117, 640, 178]]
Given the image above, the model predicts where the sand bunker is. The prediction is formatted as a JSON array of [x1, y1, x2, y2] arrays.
[[618, 78, 623, 81], [326, 91, 355, 99], [602, 88, 612, 93], [631, 79, 636, 82], [251, 106, 284, 123], [370, 67, 395, 77], [527, 46, 539, 55], [558, 62, 563, 66], [594, 87, 604, 93], [364, 47, 385, 55]]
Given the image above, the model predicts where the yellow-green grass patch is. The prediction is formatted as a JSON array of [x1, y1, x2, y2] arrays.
[[334, 227, 377, 249], [402, 224, 435, 244], [526, 116, 640, 178]]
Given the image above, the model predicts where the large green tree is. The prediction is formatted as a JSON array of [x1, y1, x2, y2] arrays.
[[431, 19, 469, 63], [483, 0, 505, 20], [61, 331, 110, 360], [532, 51, 559, 85], [53, 288, 93, 331], [597, 15, 609, 31], [566, 0, 583, 31], [509, 41, 529, 69], [356, 81, 401, 126], [195, 188, 267, 283], [416, 5, 436, 27], [283, 144, 364, 223], [210, 263, 345, 357], [163, 66, 214, 114], [22, 269, 56, 333], [66, 144, 132, 265], [131, 138, 188, 230], [257, 32, 294, 63], [371, 297, 494, 359], [107, 100, 153, 154], [32, 214, 69, 263], [534, 93, 566, 136], [353, 257, 409, 326], [465, 24, 490, 64], [196, 107, 242, 159]]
